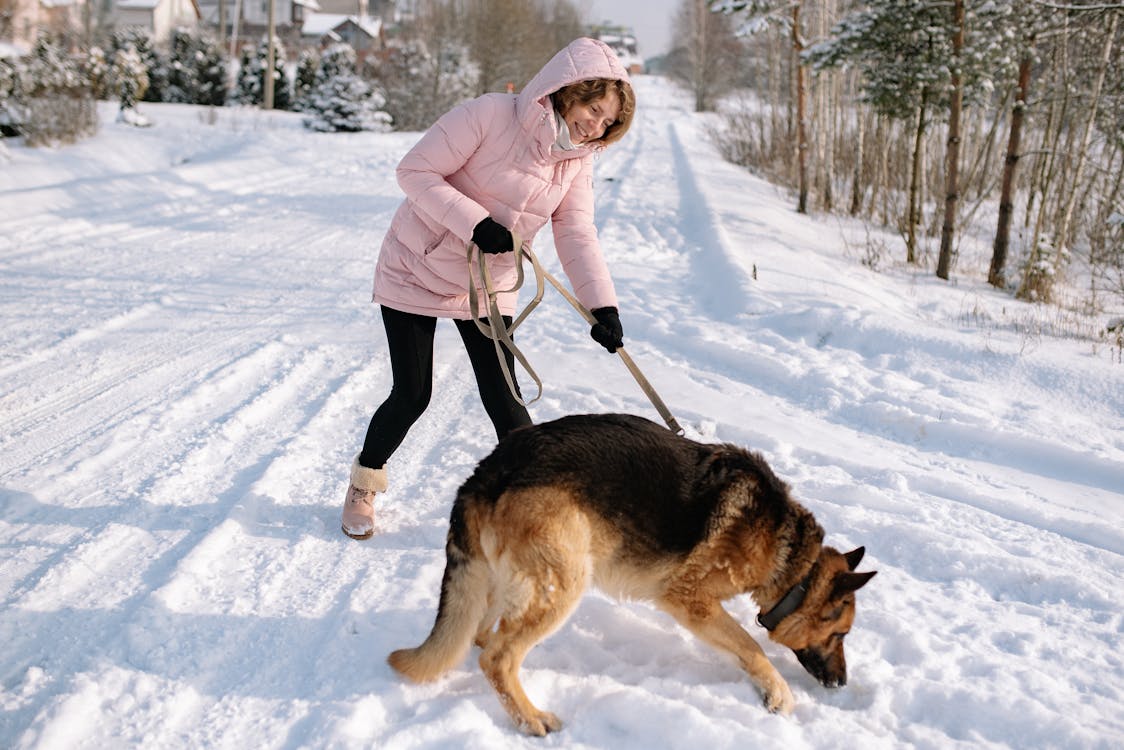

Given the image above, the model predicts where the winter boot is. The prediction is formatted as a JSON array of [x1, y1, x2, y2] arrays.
[[341, 459, 388, 540]]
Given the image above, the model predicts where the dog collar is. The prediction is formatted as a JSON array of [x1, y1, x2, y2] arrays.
[[756, 573, 811, 631]]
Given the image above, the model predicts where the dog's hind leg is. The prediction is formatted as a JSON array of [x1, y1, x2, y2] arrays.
[[659, 598, 795, 714], [478, 488, 591, 736], [473, 586, 501, 649], [388, 504, 492, 683]]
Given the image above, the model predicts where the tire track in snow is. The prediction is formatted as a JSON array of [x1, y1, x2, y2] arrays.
[[1, 338, 370, 732], [665, 122, 760, 323], [0, 304, 291, 474]]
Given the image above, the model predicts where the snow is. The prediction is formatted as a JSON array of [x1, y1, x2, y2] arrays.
[[2, 77, 1123, 749]]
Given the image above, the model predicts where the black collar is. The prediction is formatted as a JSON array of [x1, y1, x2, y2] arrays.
[[756, 573, 811, 631]]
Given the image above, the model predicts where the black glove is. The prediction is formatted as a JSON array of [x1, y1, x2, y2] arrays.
[[471, 217, 514, 254], [590, 307, 624, 353]]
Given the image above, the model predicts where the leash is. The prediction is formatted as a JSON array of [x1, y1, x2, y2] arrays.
[[467, 235, 545, 406], [467, 238, 684, 435]]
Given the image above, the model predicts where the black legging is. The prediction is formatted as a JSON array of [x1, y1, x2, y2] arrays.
[[358, 305, 532, 468]]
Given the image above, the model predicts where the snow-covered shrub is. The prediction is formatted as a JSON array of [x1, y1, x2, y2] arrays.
[[292, 49, 320, 112], [110, 44, 150, 124], [19, 38, 98, 146], [0, 56, 24, 136], [82, 47, 112, 100], [233, 36, 291, 109], [110, 28, 164, 104], [302, 44, 391, 133], [164, 27, 227, 106]]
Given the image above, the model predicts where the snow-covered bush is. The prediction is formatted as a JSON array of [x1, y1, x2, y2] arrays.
[[82, 47, 112, 100], [164, 27, 227, 106], [0, 56, 24, 136], [292, 49, 319, 112], [110, 44, 150, 125], [18, 38, 98, 146], [302, 44, 391, 133], [233, 36, 291, 109], [109, 28, 164, 104]]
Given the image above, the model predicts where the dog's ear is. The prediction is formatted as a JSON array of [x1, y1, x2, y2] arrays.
[[843, 546, 865, 570], [831, 570, 877, 599]]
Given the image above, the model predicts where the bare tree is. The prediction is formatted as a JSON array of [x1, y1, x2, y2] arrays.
[[458, 0, 585, 95], [667, 0, 744, 112], [936, 0, 965, 280], [990, 50, 1033, 288]]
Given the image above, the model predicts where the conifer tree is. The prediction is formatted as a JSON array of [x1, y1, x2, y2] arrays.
[[302, 44, 391, 132], [293, 49, 320, 112], [109, 44, 150, 125], [234, 37, 291, 109], [163, 28, 228, 105], [806, 0, 1012, 266]]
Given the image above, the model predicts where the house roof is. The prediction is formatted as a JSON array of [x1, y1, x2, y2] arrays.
[[1, 41, 28, 59], [300, 13, 382, 39]]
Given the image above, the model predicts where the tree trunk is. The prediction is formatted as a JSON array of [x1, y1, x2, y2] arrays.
[[990, 51, 1033, 288], [1019, 24, 1069, 302], [937, 0, 965, 280], [907, 95, 927, 264], [850, 104, 866, 216], [793, 3, 809, 214], [1052, 13, 1116, 263]]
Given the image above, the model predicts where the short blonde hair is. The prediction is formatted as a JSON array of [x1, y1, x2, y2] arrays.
[[551, 78, 636, 147]]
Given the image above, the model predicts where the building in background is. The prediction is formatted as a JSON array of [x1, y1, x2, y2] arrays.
[[2, 0, 200, 50], [590, 22, 643, 74], [115, 0, 199, 43]]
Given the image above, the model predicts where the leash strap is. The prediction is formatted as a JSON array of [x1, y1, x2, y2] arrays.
[[467, 238, 683, 434], [467, 235, 545, 406], [530, 254, 683, 435]]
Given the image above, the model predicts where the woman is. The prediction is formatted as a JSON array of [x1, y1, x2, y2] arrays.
[[342, 37, 636, 539]]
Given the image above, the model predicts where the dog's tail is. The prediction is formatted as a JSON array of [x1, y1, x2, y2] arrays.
[[388, 497, 491, 682]]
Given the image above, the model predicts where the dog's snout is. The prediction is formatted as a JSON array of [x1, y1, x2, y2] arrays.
[[794, 647, 847, 688]]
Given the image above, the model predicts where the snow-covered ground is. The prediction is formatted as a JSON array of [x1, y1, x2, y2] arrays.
[[1, 77, 1122, 749]]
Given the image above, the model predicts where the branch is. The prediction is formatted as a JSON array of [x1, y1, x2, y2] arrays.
[[1030, 0, 1124, 10]]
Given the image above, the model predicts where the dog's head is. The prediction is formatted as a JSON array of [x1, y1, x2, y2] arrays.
[[767, 546, 876, 688]]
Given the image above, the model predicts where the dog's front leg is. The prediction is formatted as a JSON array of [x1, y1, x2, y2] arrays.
[[659, 599, 795, 715]]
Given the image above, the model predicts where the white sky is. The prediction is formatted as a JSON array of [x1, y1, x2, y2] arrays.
[[585, 0, 679, 57]]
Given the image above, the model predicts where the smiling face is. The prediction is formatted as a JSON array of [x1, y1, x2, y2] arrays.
[[561, 90, 623, 145]]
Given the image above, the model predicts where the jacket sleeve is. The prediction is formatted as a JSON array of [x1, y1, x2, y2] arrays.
[[551, 157, 619, 311], [396, 97, 494, 242]]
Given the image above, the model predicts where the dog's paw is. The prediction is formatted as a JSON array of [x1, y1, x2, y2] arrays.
[[518, 710, 563, 736], [762, 678, 795, 715]]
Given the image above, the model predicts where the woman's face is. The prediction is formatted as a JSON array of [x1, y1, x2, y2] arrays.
[[562, 90, 622, 145]]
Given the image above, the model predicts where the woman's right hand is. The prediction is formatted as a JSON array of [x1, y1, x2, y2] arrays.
[[471, 217, 515, 254]]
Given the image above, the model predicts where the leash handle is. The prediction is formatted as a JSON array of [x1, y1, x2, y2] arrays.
[[467, 235, 545, 406]]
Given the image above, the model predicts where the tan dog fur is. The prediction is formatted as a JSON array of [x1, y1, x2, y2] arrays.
[[388, 414, 875, 735]]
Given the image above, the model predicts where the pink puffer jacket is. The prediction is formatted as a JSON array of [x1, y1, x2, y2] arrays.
[[372, 37, 630, 319]]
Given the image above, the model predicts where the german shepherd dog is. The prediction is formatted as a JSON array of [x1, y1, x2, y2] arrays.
[[388, 413, 876, 735]]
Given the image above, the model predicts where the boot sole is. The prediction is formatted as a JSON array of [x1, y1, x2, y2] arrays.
[[342, 524, 374, 540]]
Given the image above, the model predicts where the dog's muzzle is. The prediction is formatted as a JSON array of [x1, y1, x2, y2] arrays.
[[794, 648, 847, 688]]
